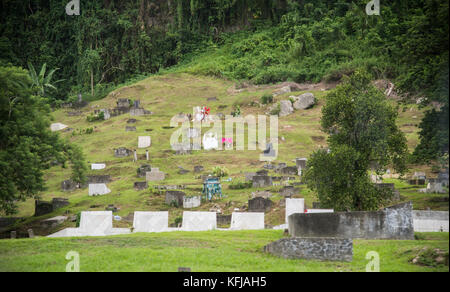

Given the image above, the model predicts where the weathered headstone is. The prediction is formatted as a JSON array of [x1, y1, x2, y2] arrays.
[[35, 200, 54, 217], [27, 229, 34, 238], [10, 231, 16, 239], [138, 136, 151, 148], [252, 175, 272, 188], [194, 166, 204, 173], [183, 196, 201, 209], [248, 197, 273, 212], [137, 164, 152, 177], [165, 191, 185, 207], [91, 163, 106, 170], [114, 147, 132, 157], [134, 182, 148, 191], [280, 186, 300, 197], [146, 168, 165, 181]]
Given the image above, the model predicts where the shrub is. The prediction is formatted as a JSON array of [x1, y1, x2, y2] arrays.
[[260, 94, 273, 105], [212, 166, 228, 178]]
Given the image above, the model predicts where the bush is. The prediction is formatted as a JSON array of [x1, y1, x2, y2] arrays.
[[229, 180, 252, 190], [212, 166, 228, 178], [260, 94, 273, 104]]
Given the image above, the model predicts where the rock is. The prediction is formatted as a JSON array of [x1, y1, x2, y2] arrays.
[[274, 86, 292, 96], [292, 93, 316, 110], [279, 100, 294, 117]]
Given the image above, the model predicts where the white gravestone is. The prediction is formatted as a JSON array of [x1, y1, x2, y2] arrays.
[[133, 211, 169, 233], [182, 211, 216, 231], [230, 212, 265, 230], [183, 196, 201, 209], [285, 198, 304, 224], [50, 123, 68, 132], [91, 163, 106, 170], [88, 183, 111, 196], [203, 132, 219, 150], [138, 136, 151, 148]]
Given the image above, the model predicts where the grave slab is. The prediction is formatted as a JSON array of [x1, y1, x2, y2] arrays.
[[133, 211, 169, 233], [230, 212, 265, 230], [182, 211, 216, 231]]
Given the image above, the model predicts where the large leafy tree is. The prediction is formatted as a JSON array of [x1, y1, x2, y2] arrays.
[[305, 70, 408, 211], [0, 65, 86, 215]]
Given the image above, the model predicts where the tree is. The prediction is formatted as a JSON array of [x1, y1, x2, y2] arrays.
[[304, 70, 408, 211], [0, 65, 86, 215], [27, 62, 63, 97]]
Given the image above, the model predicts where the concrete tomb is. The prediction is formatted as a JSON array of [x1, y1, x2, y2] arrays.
[[182, 211, 217, 231], [88, 183, 111, 196], [138, 136, 151, 148], [114, 147, 132, 157], [230, 212, 265, 230], [48, 211, 130, 238], [88, 175, 111, 184], [133, 211, 169, 233], [295, 158, 307, 175], [137, 164, 152, 177], [35, 198, 69, 217], [288, 202, 414, 240], [285, 198, 304, 224], [264, 237, 352, 262]]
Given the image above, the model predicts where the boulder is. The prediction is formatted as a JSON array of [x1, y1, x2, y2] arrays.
[[292, 93, 316, 110], [279, 100, 294, 117]]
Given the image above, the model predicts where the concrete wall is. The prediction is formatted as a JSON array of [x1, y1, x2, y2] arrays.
[[133, 211, 168, 233], [230, 212, 265, 230], [413, 210, 449, 232], [288, 202, 414, 240], [264, 237, 353, 262]]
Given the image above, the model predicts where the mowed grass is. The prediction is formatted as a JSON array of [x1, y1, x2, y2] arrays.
[[0, 230, 447, 272]]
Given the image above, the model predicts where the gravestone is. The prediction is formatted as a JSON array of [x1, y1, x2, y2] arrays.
[[50, 123, 68, 132], [100, 109, 110, 120], [127, 119, 137, 124], [285, 198, 304, 224], [182, 211, 217, 231], [295, 158, 307, 175], [35, 200, 53, 217], [230, 212, 265, 230], [251, 191, 272, 199], [146, 168, 165, 181], [203, 132, 219, 150], [262, 143, 276, 157], [91, 163, 106, 170], [133, 211, 168, 233], [264, 237, 353, 262], [183, 196, 201, 209], [134, 182, 148, 191], [178, 166, 189, 175], [256, 169, 269, 176], [114, 147, 132, 157], [52, 198, 69, 210], [117, 98, 130, 108], [248, 197, 273, 212], [245, 172, 257, 181], [194, 166, 204, 173], [137, 164, 152, 177], [125, 126, 136, 132], [11, 231, 16, 239], [27, 229, 35, 238], [138, 136, 151, 148], [88, 183, 111, 196], [252, 175, 272, 188], [165, 191, 185, 207], [61, 179, 78, 191], [279, 166, 298, 175], [280, 186, 300, 197]]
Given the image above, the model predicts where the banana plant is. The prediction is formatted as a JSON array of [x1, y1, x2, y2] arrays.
[[27, 62, 64, 97]]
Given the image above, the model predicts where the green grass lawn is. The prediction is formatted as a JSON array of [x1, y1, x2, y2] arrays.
[[0, 230, 447, 272]]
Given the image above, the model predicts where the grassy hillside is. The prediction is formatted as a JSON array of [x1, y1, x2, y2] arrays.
[[2, 72, 447, 237], [0, 230, 448, 272]]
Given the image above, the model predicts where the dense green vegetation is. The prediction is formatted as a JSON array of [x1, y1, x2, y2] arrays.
[[0, 65, 86, 214]]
